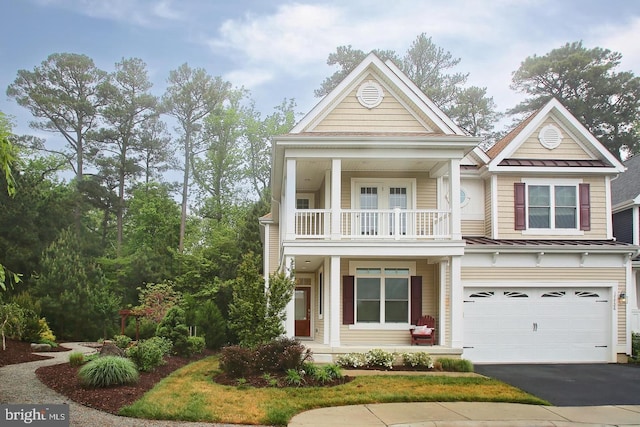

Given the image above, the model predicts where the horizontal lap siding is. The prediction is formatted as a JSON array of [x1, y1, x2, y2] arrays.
[[339, 259, 438, 346], [462, 220, 485, 236], [496, 176, 609, 239], [512, 118, 592, 160], [269, 225, 280, 274], [462, 266, 627, 344], [313, 74, 432, 133]]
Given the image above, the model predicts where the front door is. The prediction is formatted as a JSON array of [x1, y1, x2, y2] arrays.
[[294, 287, 311, 337]]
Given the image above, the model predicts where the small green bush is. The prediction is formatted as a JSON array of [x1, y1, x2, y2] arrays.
[[68, 352, 85, 367], [186, 336, 205, 356], [38, 339, 57, 348], [78, 356, 139, 388], [113, 334, 132, 349], [157, 307, 191, 357], [124, 317, 158, 340], [126, 337, 173, 372], [437, 357, 474, 372], [285, 368, 304, 387]]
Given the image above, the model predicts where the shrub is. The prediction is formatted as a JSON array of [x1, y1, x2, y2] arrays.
[[631, 333, 640, 361], [124, 317, 157, 340], [323, 364, 343, 380], [336, 353, 367, 368], [20, 309, 43, 342], [68, 352, 85, 367], [113, 334, 132, 349], [219, 345, 255, 377], [437, 357, 474, 372], [38, 318, 56, 342], [255, 337, 309, 373], [78, 356, 139, 388], [365, 349, 396, 370], [285, 368, 304, 387], [186, 336, 205, 356], [126, 337, 173, 372], [401, 352, 434, 370], [156, 307, 191, 357]]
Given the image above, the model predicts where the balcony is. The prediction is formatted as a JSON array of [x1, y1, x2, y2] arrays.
[[294, 208, 450, 240]]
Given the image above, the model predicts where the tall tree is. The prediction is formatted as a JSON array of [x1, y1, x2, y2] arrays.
[[6, 53, 109, 182], [161, 64, 231, 252], [245, 98, 297, 200], [315, 34, 497, 137], [0, 111, 20, 291], [137, 117, 174, 184], [510, 41, 640, 158], [402, 33, 468, 110], [91, 58, 158, 254], [447, 86, 501, 139], [193, 88, 246, 223]]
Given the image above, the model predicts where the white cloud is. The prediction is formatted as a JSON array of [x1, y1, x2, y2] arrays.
[[590, 16, 640, 73], [33, 0, 185, 27], [224, 68, 275, 91]]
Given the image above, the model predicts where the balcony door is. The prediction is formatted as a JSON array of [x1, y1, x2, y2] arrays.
[[356, 181, 411, 236]]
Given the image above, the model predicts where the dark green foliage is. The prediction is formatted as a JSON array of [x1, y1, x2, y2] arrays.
[[113, 334, 132, 349], [183, 296, 227, 350], [78, 356, 139, 388], [156, 306, 192, 357], [187, 336, 205, 355], [124, 317, 158, 340], [126, 336, 173, 372]]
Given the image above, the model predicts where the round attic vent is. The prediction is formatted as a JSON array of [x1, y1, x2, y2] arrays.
[[538, 124, 562, 149], [357, 80, 384, 109]]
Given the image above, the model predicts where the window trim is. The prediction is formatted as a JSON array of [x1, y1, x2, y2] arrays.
[[519, 178, 585, 236], [348, 261, 416, 329]]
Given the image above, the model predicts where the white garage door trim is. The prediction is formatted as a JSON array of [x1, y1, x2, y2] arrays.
[[462, 283, 617, 363]]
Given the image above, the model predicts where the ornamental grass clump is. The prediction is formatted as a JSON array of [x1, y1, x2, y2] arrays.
[[78, 356, 139, 388], [68, 351, 85, 367]]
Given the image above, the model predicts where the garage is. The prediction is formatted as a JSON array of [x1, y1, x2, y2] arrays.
[[463, 287, 611, 363]]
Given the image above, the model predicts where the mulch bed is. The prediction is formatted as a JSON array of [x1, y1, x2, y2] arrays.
[[0, 339, 69, 367]]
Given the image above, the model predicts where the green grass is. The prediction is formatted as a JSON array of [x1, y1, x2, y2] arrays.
[[120, 356, 549, 426]]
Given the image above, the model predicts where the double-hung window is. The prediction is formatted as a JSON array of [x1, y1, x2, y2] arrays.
[[515, 179, 590, 233], [355, 267, 410, 323]]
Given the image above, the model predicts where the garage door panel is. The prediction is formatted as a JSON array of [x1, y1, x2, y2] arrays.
[[463, 287, 611, 363]]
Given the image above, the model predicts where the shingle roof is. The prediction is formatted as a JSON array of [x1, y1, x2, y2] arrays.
[[611, 154, 640, 205], [485, 110, 539, 159]]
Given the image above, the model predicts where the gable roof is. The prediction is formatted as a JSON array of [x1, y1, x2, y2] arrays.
[[485, 98, 625, 174], [611, 154, 640, 207], [290, 53, 467, 136]]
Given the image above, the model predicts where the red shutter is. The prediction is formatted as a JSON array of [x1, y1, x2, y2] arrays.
[[411, 276, 422, 324], [579, 183, 591, 231], [514, 182, 526, 230], [342, 276, 354, 325]]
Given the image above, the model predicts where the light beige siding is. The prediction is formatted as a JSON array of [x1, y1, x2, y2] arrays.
[[496, 175, 609, 239], [512, 117, 593, 160], [462, 220, 485, 236], [268, 224, 280, 274], [313, 74, 434, 133], [462, 266, 627, 345], [484, 179, 493, 237], [338, 258, 438, 346]]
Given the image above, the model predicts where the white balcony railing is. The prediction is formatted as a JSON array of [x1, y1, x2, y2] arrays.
[[294, 209, 450, 239]]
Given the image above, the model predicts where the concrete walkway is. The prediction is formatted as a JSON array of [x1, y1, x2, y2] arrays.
[[288, 402, 640, 426], [3, 344, 640, 426]]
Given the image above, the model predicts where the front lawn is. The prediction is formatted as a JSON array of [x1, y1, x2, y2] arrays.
[[120, 356, 549, 426]]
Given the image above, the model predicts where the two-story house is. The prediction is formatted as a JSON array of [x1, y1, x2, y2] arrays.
[[612, 155, 640, 332], [260, 53, 639, 364]]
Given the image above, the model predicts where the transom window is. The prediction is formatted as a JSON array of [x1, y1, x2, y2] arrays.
[[528, 184, 577, 229], [355, 267, 410, 323]]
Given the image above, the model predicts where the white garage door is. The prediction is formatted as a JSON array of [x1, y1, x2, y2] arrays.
[[463, 287, 611, 363]]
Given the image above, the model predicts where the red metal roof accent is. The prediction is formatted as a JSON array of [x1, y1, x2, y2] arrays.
[[498, 159, 609, 167]]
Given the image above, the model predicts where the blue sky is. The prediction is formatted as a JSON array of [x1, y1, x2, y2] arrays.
[[2, 0, 640, 139]]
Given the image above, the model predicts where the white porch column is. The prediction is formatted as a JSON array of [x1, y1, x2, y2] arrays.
[[331, 159, 341, 240], [450, 255, 463, 349], [329, 255, 341, 346], [284, 256, 295, 338], [449, 158, 461, 240], [438, 260, 448, 346], [285, 158, 297, 240]]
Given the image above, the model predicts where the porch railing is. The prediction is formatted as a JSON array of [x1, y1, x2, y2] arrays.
[[294, 209, 450, 239]]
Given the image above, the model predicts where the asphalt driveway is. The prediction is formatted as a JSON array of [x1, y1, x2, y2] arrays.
[[475, 363, 640, 406]]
